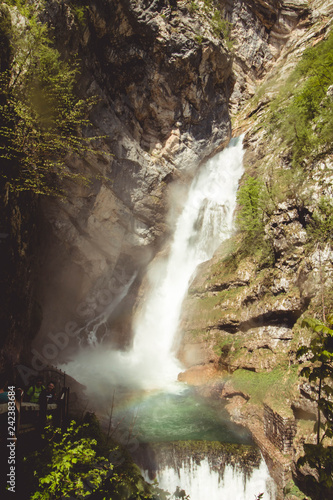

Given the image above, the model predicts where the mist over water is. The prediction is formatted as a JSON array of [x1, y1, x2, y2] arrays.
[[77, 273, 137, 348], [60, 136, 245, 394]]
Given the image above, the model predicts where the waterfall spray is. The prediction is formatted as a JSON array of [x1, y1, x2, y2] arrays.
[[127, 135, 245, 388], [58, 135, 276, 499], [60, 136, 244, 393]]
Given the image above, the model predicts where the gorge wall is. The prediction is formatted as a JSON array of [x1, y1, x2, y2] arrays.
[[29, 0, 332, 366], [32, 0, 236, 359], [179, 0, 333, 390], [1, 0, 235, 366], [177, 0, 333, 496]]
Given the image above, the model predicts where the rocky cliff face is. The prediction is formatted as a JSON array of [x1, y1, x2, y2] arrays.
[[179, 0, 333, 374], [37, 0, 318, 356], [221, 0, 310, 112], [178, 0, 333, 496], [30, 0, 235, 355]]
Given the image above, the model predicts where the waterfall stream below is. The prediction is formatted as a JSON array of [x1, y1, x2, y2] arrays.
[[60, 137, 277, 499]]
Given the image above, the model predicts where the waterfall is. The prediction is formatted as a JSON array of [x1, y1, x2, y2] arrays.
[[127, 135, 245, 389], [59, 136, 245, 393], [58, 136, 276, 499], [145, 455, 276, 500]]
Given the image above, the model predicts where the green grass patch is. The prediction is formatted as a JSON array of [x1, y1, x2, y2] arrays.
[[214, 333, 244, 357], [186, 328, 211, 340], [231, 365, 299, 415], [188, 294, 224, 325]]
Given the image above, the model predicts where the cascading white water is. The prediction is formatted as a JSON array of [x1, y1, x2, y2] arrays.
[[146, 456, 276, 500], [59, 136, 245, 393], [127, 135, 245, 388]]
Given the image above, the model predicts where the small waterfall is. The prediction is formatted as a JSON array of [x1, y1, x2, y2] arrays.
[[76, 273, 137, 347], [136, 439, 276, 500], [147, 456, 276, 500]]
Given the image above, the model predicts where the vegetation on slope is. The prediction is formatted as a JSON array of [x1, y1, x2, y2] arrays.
[[225, 28, 333, 498], [235, 30, 333, 264], [269, 30, 333, 167]]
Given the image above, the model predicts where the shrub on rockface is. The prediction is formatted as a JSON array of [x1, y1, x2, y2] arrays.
[[296, 315, 333, 498], [236, 175, 264, 243], [235, 174, 275, 266], [269, 30, 333, 167]]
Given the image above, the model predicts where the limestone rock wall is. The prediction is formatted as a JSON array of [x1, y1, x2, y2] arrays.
[[178, 0, 333, 376], [32, 0, 234, 357], [220, 0, 325, 112]]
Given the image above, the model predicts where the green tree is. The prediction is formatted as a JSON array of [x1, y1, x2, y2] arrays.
[[27, 417, 157, 500], [30, 419, 113, 499], [25, 414, 172, 500], [297, 315, 333, 496], [235, 175, 275, 265], [0, 1, 99, 197]]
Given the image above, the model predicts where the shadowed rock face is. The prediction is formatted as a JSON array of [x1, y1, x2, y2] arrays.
[[31, 0, 234, 355], [84, 0, 233, 160]]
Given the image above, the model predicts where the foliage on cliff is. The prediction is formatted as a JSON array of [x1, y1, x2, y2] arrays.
[[269, 29, 333, 167], [0, 1, 97, 197], [187, 0, 233, 46], [297, 315, 333, 497], [236, 175, 264, 244], [235, 30, 333, 265]]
